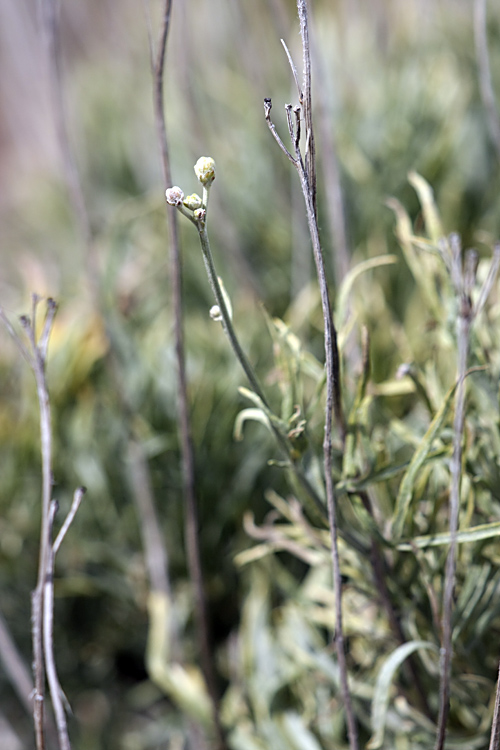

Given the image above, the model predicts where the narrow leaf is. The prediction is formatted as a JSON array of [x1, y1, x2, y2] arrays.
[[368, 640, 437, 750], [234, 408, 272, 441], [408, 171, 444, 244], [397, 521, 500, 551], [391, 382, 456, 540]]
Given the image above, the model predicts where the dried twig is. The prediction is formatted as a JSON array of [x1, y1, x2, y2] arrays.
[[19, 299, 57, 750], [264, 2, 357, 747], [144, 3, 226, 748], [41, 488, 85, 750], [1, 299, 84, 750], [435, 240, 500, 749], [489, 661, 500, 750]]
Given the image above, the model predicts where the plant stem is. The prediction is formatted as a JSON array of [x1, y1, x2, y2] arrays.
[[194, 216, 339, 527], [434, 280, 472, 750], [197, 222, 268, 405], [295, 152, 357, 750], [148, 5, 226, 748], [263, 2, 356, 745], [21, 301, 57, 750]]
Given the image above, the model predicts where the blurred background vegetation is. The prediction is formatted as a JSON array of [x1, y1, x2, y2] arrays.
[[1, 0, 500, 748]]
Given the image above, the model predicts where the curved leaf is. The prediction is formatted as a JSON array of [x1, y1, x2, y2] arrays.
[[368, 640, 438, 749]]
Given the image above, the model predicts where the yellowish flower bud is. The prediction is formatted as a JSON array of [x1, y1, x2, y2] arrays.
[[183, 193, 203, 210], [165, 186, 184, 206], [194, 157, 216, 187], [193, 208, 206, 225]]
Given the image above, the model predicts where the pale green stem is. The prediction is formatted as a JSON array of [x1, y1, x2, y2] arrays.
[[196, 212, 268, 405]]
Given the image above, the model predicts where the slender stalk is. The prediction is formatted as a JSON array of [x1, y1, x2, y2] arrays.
[[20, 300, 57, 750], [489, 661, 500, 750], [41, 488, 85, 750], [198, 219, 267, 404], [192, 208, 332, 524], [295, 144, 357, 750], [40, 0, 179, 736], [264, 2, 356, 745], [434, 248, 474, 750], [145, 4, 226, 748], [43, 502, 70, 750]]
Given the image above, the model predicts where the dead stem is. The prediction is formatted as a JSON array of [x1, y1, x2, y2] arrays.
[[144, 3, 226, 747], [264, 2, 357, 746]]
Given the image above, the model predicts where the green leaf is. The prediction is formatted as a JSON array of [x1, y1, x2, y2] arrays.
[[367, 640, 438, 750], [391, 382, 456, 540], [397, 521, 500, 551], [386, 195, 442, 317], [408, 171, 444, 245], [337, 254, 398, 331], [234, 408, 272, 441]]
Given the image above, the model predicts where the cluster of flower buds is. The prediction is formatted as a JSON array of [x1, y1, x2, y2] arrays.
[[165, 157, 216, 225]]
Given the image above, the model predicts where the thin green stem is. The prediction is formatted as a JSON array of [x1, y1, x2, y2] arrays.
[[190, 204, 339, 527], [197, 222, 268, 406]]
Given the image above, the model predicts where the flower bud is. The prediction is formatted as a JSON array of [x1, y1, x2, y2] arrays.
[[209, 305, 222, 322], [194, 157, 216, 187], [165, 186, 184, 206], [193, 208, 206, 225], [183, 193, 203, 210]]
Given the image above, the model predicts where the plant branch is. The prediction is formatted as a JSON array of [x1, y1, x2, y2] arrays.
[[42, 488, 85, 750], [435, 245, 475, 750], [489, 661, 500, 750], [189, 206, 337, 526], [297, 0, 317, 218], [264, 2, 355, 746], [18, 299, 57, 750], [43, 502, 68, 750], [144, 3, 226, 748]]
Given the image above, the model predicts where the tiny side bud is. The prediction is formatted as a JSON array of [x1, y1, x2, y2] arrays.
[[209, 305, 222, 322], [183, 193, 203, 210], [193, 208, 206, 225]]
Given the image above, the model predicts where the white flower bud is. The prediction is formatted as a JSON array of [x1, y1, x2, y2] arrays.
[[194, 157, 216, 187], [165, 186, 184, 206], [209, 305, 222, 322]]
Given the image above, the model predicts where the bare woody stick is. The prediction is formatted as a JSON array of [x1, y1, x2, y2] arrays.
[[263, 2, 357, 747], [144, 3, 226, 748], [434, 242, 500, 749], [0, 298, 84, 750]]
